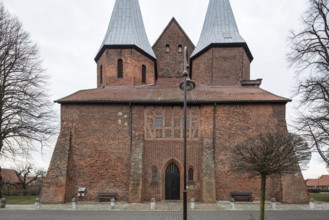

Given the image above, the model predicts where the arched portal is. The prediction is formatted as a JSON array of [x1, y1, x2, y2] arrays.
[[165, 163, 180, 200]]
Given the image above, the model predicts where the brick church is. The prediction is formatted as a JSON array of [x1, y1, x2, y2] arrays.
[[41, 0, 309, 204]]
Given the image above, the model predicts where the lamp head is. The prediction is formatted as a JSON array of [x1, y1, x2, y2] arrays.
[[179, 77, 196, 91]]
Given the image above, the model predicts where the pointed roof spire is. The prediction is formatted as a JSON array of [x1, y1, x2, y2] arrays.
[[95, 0, 155, 61], [191, 0, 252, 60]]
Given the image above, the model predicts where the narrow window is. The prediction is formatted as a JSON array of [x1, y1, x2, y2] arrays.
[[188, 168, 194, 181], [117, 59, 123, 78], [142, 65, 146, 84], [178, 45, 182, 53], [166, 44, 170, 53], [152, 167, 158, 183], [99, 65, 103, 84]]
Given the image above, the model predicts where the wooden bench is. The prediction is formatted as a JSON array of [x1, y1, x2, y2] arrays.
[[230, 192, 253, 202], [97, 192, 118, 202]]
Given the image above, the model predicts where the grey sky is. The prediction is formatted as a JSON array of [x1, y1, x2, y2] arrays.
[[1, 0, 327, 179]]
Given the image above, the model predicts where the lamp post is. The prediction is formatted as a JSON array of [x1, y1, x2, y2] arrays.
[[179, 46, 195, 220]]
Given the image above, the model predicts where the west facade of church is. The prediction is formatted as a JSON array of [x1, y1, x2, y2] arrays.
[[41, 0, 309, 204]]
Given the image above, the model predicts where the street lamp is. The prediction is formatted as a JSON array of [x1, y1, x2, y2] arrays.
[[179, 46, 195, 220]]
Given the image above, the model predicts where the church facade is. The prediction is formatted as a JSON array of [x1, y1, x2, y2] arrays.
[[41, 0, 309, 204]]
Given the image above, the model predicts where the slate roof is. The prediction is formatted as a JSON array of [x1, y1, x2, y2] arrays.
[[191, 0, 251, 59], [57, 78, 289, 104], [95, 0, 155, 60]]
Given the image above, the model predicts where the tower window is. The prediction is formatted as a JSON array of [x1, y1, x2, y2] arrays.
[[188, 167, 194, 181], [178, 45, 182, 53], [117, 59, 123, 78], [166, 44, 170, 53], [142, 65, 146, 84], [99, 65, 103, 84]]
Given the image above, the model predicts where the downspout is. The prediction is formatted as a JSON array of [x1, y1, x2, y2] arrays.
[[213, 103, 216, 161], [129, 102, 132, 150]]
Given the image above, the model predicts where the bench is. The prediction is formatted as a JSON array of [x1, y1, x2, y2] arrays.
[[97, 192, 118, 202], [230, 192, 253, 202]]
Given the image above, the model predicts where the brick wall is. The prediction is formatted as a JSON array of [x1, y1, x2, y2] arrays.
[[214, 104, 308, 203], [96, 49, 156, 87], [192, 47, 250, 86], [153, 19, 195, 78], [142, 106, 202, 201], [42, 104, 132, 203], [42, 102, 308, 204]]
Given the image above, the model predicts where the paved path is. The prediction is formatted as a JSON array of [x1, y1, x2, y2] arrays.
[[1, 210, 329, 220]]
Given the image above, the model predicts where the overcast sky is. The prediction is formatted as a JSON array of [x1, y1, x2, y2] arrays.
[[1, 0, 327, 179]]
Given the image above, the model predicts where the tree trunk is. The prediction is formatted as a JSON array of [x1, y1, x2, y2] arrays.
[[260, 174, 267, 220]]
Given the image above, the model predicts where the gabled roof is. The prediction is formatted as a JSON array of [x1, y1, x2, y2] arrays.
[[56, 78, 290, 105], [95, 0, 155, 61], [1, 168, 20, 184], [152, 17, 195, 48], [191, 0, 252, 60]]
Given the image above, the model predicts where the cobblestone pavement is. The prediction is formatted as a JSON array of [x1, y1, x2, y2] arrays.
[[0, 210, 329, 220]]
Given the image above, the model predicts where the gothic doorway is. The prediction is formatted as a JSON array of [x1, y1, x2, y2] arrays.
[[165, 163, 180, 200]]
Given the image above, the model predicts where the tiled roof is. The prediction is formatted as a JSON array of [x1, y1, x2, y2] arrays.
[[95, 0, 155, 60], [306, 175, 329, 187], [1, 168, 20, 184], [57, 78, 289, 104], [191, 0, 251, 59]]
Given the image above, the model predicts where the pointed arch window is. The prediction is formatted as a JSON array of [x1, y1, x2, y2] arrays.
[[188, 167, 194, 181], [117, 59, 123, 78], [151, 166, 158, 183], [142, 65, 146, 84], [99, 65, 103, 84]]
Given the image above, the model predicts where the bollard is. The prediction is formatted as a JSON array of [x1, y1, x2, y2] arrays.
[[0, 198, 6, 208], [190, 198, 195, 210], [271, 198, 276, 210], [309, 198, 315, 210], [150, 198, 156, 210], [230, 197, 235, 210], [110, 198, 115, 209], [35, 197, 40, 209], [72, 197, 77, 210]]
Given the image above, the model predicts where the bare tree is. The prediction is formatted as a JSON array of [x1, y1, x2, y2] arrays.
[[231, 132, 311, 220], [288, 0, 329, 165], [15, 163, 45, 195], [0, 3, 56, 160]]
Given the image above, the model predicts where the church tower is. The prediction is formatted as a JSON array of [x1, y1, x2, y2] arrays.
[[191, 0, 253, 86], [95, 0, 156, 87]]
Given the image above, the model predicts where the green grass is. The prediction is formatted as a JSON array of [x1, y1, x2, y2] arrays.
[[310, 193, 329, 202], [3, 195, 39, 204]]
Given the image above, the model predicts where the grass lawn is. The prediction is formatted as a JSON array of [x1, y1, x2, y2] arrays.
[[309, 193, 329, 202], [3, 195, 39, 204]]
